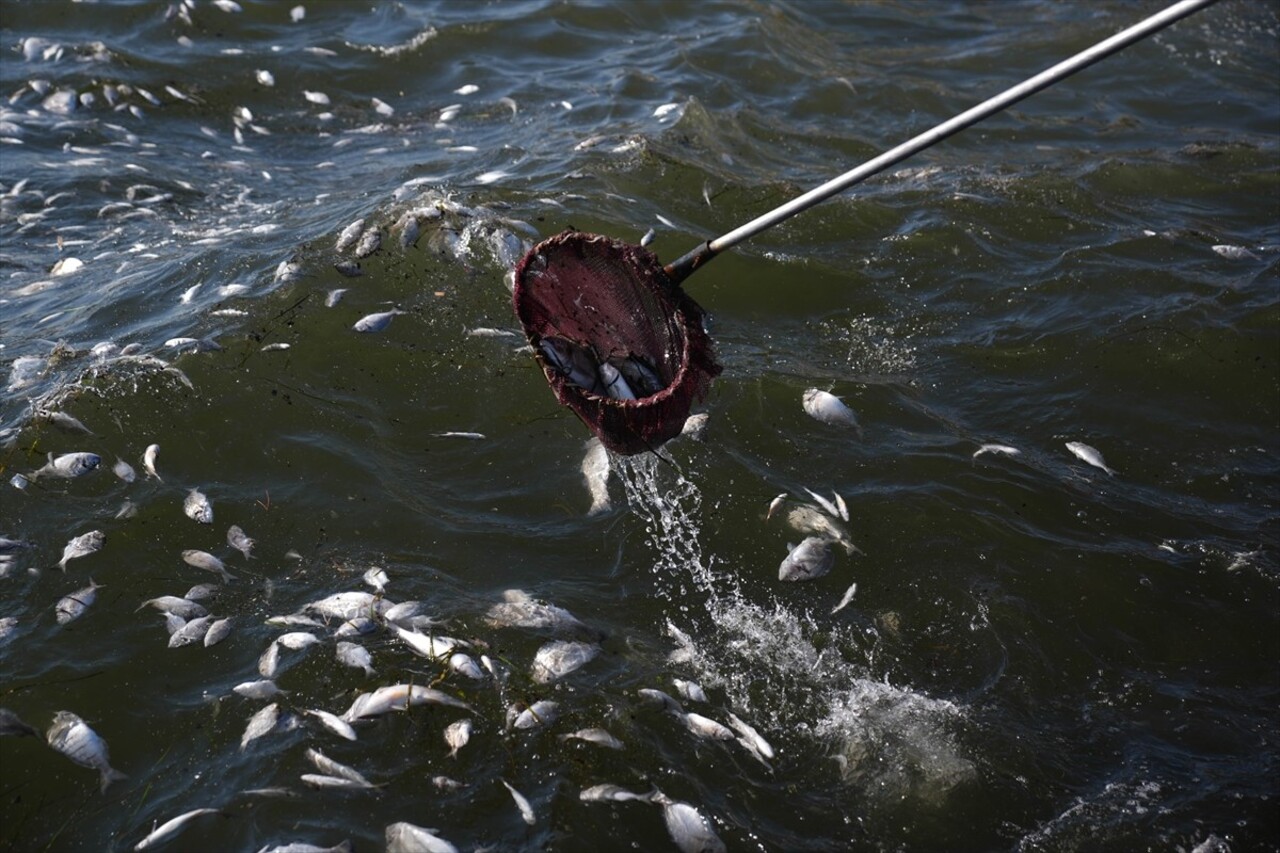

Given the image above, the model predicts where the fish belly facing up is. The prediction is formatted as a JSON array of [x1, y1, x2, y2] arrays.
[[802, 388, 859, 429], [32, 451, 101, 480], [1065, 441, 1117, 476], [58, 530, 105, 571], [184, 489, 213, 524], [779, 536, 835, 582], [46, 710, 128, 792]]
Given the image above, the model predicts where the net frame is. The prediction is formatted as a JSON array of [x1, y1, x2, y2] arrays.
[[512, 230, 721, 455]]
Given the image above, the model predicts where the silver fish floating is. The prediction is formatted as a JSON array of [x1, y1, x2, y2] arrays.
[[385, 823, 458, 853], [46, 710, 128, 792], [132, 807, 221, 851], [530, 640, 599, 684], [55, 580, 102, 625], [779, 536, 834, 582], [184, 488, 213, 524], [802, 388, 859, 429], [352, 309, 404, 333], [58, 530, 104, 571], [444, 718, 472, 759], [182, 550, 235, 583], [142, 444, 161, 480], [226, 525, 254, 560], [32, 451, 101, 480], [1065, 441, 1117, 476], [658, 797, 727, 853]]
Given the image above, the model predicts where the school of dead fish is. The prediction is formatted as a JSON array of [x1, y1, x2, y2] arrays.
[[0, 3, 1223, 849]]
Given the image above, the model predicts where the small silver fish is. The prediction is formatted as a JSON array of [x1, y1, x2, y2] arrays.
[[530, 640, 599, 684], [324, 288, 347, 307], [510, 700, 559, 730], [831, 582, 858, 614], [726, 712, 776, 761], [182, 549, 235, 583], [637, 688, 684, 713], [304, 709, 357, 742], [55, 580, 103, 625], [32, 451, 101, 480], [660, 799, 726, 853], [46, 710, 128, 792], [142, 444, 161, 480], [184, 488, 213, 524], [276, 631, 320, 651], [580, 784, 659, 803], [234, 680, 286, 700], [335, 218, 365, 253], [58, 530, 104, 571], [35, 410, 93, 435], [133, 807, 221, 851], [779, 536, 834, 582], [353, 227, 382, 258], [305, 747, 372, 787], [258, 641, 281, 678], [361, 566, 388, 592], [168, 615, 215, 648], [802, 388, 859, 429], [239, 702, 280, 751], [226, 525, 254, 559], [558, 728, 624, 750], [784, 505, 858, 555], [385, 823, 458, 853], [1066, 441, 1116, 476], [113, 458, 137, 483], [501, 779, 536, 825], [581, 438, 611, 516], [444, 718, 472, 758], [673, 679, 708, 704], [449, 652, 486, 680], [203, 617, 232, 647], [640, 227, 655, 247], [766, 493, 787, 520], [352, 309, 404, 333], [680, 712, 735, 741], [335, 641, 375, 677], [301, 773, 375, 791], [973, 443, 1021, 459]]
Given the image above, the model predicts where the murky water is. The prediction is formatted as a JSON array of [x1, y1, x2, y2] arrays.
[[1, 1, 1277, 851]]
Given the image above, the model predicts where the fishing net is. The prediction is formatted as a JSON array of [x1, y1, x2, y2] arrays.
[[513, 230, 721, 455]]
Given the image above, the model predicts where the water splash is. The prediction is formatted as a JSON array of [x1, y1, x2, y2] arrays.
[[617, 450, 976, 808]]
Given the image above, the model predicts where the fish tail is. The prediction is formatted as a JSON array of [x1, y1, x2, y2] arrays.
[[100, 766, 128, 793]]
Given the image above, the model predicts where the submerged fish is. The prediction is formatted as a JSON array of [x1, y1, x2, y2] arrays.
[[335, 641, 375, 677], [226, 525, 254, 559], [1065, 441, 1116, 476], [184, 488, 213, 524], [558, 728, 624, 750], [304, 709, 357, 742], [973, 443, 1021, 459], [779, 536, 835, 582], [501, 779, 536, 825], [46, 710, 127, 792], [444, 718, 472, 758], [32, 451, 101, 480], [239, 702, 280, 751], [385, 823, 458, 853], [484, 589, 594, 637], [133, 807, 221, 851], [660, 798, 726, 853], [182, 549, 236, 583], [138, 596, 208, 619], [530, 640, 599, 684], [802, 388, 859, 429], [58, 530, 104, 571], [113, 458, 137, 483], [55, 580, 103, 624], [580, 784, 659, 803]]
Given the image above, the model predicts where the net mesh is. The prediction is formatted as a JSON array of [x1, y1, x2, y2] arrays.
[[513, 230, 721, 455]]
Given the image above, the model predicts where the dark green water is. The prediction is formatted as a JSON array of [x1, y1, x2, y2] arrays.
[[1, 1, 1277, 851]]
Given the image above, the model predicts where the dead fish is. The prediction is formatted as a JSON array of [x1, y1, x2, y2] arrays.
[[766, 493, 787, 521], [352, 309, 404, 333], [530, 640, 599, 684], [973, 443, 1021, 459], [802, 388, 859, 429], [184, 488, 213, 524], [259, 839, 353, 853], [301, 773, 376, 791], [385, 823, 458, 853], [342, 684, 472, 721], [185, 583, 219, 601], [831, 582, 858, 615], [726, 711, 775, 761], [660, 799, 726, 853], [0, 708, 39, 737], [305, 747, 372, 787], [35, 410, 93, 435], [581, 437, 611, 516], [361, 566, 388, 592], [680, 412, 710, 440], [234, 679, 286, 700], [444, 718, 472, 758], [335, 641, 375, 676], [58, 530, 104, 571], [353, 227, 381, 258], [304, 591, 388, 621], [239, 702, 280, 751], [580, 784, 659, 803], [680, 712, 735, 741], [226, 525, 254, 559], [501, 779, 536, 825], [324, 288, 347, 307], [276, 631, 321, 651], [304, 709, 357, 742], [803, 488, 843, 521], [182, 550, 236, 583], [46, 710, 128, 792], [113, 458, 137, 483], [388, 623, 466, 660], [137, 596, 207, 619], [55, 580, 103, 624], [779, 536, 834, 582], [335, 218, 364, 253], [449, 652, 486, 680], [431, 776, 466, 792], [32, 451, 100, 480], [484, 589, 593, 636], [784, 505, 858, 555], [637, 688, 684, 714], [511, 699, 558, 730], [1066, 441, 1116, 476], [133, 807, 221, 851], [673, 679, 708, 704], [204, 617, 232, 647], [168, 615, 215, 648], [258, 641, 281, 678], [558, 728, 624, 750], [142, 444, 161, 479]]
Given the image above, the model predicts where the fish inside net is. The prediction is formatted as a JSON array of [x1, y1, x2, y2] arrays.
[[512, 230, 721, 455]]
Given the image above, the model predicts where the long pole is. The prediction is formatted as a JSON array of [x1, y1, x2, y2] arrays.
[[662, 0, 1220, 284]]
